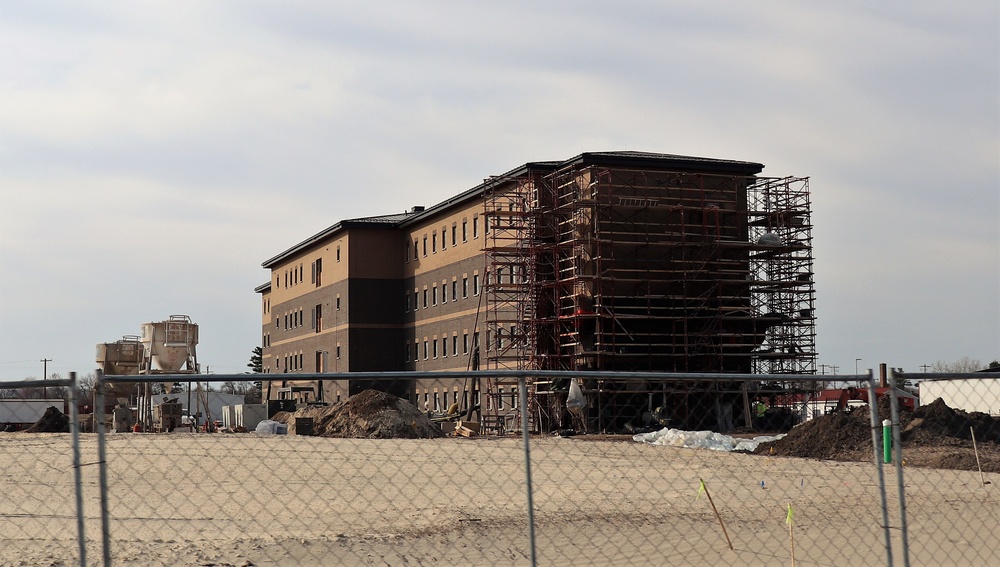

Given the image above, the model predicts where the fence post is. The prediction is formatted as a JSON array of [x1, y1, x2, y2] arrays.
[[888, 369, 911, 567], [519, 375, 537, 566], [69, 372, 88, 567], [95, 370, 112, 566], [866, 373, 894, 567]]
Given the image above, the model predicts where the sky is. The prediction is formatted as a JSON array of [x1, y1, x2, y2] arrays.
[[1, 1, 997, 381]]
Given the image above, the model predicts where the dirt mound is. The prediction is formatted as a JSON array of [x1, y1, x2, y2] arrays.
[[755, 406, 874, 461], [273, 390, 442, 439], [905, 397, 1000, 444], [23, 407, 69, 433], [754, 397, 1000, 472]]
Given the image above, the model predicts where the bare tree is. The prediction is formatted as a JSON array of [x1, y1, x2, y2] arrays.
[[932, 357, 986, 373], [220, 380, 261, 403], [75, 372, 96, 403]]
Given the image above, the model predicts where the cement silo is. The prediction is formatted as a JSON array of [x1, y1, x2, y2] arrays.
[[140, 315, 199, 375]]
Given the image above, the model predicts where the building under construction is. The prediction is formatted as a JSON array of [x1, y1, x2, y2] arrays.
[[256, 151, 816, 433]]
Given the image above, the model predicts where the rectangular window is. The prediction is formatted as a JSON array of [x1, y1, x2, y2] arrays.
[[473, 274, 480, 296], [452, 280, 458, 301], [433, 339, 438, 358], [473, 216, 479, 238], [463, 333, 469, 354], [414, 342, 419, 361], [462, 277, 468, 298], [442, 336, 448, 358], [413, 239, 419, 260], [441, 228, 446, 249], [441, 283, 447, 303], [452, 335, 458, 356], [405, 292, 410, 312], [405, 241, 410, 263], [336, 296, 341, 310], [423, 340, 429, 360], [432, 233, 436, 253], [422, 236, 427, 256], [405, 343, 410, 362], [314, 304, 322, 333], [451, 225, 457, 246], [432, 286, 437, 305], [423, 289, 428, 308], [413, 291, 418, 310], [335, 345, 341, 359], [462, 220, 468, 242], [336, 247, 341, 262]]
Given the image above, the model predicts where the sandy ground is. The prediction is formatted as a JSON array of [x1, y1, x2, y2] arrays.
[[1, 432, 997, 566]]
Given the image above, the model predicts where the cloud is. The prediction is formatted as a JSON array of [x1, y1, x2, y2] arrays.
[[0, 0, 996, 378]]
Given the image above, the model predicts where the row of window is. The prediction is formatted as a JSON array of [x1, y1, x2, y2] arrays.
[[279, 352, 304, 372], [406, 331, 478, 362], [274, 346, 343, 373], [280, 308, 305, 330], [406, 275, 479, 312], [277, 297, 341, 333], [406, 215, 479, 262], [278, 247, 340, 290]]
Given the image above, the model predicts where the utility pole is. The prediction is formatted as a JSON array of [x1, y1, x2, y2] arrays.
[[920, 364, 931, 373], [40, 358, 51, 399]]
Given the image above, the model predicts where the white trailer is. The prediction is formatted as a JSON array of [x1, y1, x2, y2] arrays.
[[919, 378, 1000, 416], [0, 399, 65, 427]]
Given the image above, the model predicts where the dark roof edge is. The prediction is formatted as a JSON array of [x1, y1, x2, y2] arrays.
[[261, 218, 402, 268], [560, 151, 765, 175], [254, 282, 271, 293], [399, 160, 560, 228], [261, 152, 766, 267]]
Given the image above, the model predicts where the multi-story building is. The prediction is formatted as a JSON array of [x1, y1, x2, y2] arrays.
[[256, 151, 816, 430]]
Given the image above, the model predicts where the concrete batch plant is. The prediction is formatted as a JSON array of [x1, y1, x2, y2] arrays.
[[97, 315, 200, 428], [255, 151, 817, 433]]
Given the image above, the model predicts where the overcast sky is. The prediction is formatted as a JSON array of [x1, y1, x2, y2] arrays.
[[1, 1, 997, 381]]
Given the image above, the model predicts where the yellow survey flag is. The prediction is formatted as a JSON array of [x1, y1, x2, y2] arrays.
[[696, 479, 706, 500], [786, 503, 794, 526]]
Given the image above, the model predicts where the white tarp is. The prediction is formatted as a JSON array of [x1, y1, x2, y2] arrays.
[[255, 420, 287, 435], [633, 427, 784, 452]]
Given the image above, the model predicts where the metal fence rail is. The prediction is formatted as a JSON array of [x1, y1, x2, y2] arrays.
[[1, 370, 998, 565]]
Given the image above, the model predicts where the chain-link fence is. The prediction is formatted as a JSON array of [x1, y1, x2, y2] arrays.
[[1, 370, 998, 566]]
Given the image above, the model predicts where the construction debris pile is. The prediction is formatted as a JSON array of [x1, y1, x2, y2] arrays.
[[23, 407, 70, 433], [272, 389, 443, 439], [755, 397, 1000, 472]]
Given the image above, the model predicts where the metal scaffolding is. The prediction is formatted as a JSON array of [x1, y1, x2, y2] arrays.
[[481, 163, 816, 433]]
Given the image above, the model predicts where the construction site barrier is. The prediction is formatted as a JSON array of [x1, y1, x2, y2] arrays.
[[1, 369, 998, 566]]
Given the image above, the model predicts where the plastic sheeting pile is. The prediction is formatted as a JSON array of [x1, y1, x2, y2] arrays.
[[633, 427, 784, 452]]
